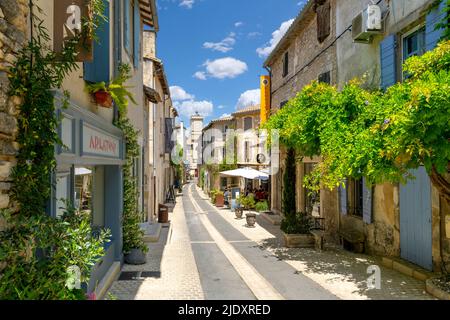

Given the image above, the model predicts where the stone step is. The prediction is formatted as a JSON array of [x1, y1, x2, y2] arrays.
[[260, 212, 282, 226], [381, 256, 435, 282], [140, 222, 162, 243]]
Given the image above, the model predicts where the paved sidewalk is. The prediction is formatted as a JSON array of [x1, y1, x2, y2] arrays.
[[197, 185, 434, 300], [106, 196, 204, 300]]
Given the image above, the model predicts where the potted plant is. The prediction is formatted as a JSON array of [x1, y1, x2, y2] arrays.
[[235, 196, 244, 219], [255, 200, 269, 212], [215, 190, 225, 207], [85, 64, 137, 121], [240, 195, 257, 227], [281, 212, 314, 248], [246, 212, 257, 228], [123, 209, 149, 265], [85, 82, 113, 107]]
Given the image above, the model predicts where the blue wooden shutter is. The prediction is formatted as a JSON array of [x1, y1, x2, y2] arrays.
[[362, 177, 373, 224], [380, 34, 397, 90], [133, 0, 141, 67], [339, 180, 347, 215], [84, 0, 110, 83], [426, 0, 447, 51], [124, 0, 131, 53]]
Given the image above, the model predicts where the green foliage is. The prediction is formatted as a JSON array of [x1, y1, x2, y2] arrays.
[[264, 40, 450, 193], [85, 63, 137, 113], [210, 189, 223, 204], [115, 117, 147, 254], [8, 17, 79, 217], [0, 206, 110, 300], [199, 167, 206, 189], [434, 0, 450, 42], [280, 212, 312, 235], [2, 2, 110, 300], [240, 195, 256, 210], [282, 148, 297, 215], [255, 200, 269, 212]]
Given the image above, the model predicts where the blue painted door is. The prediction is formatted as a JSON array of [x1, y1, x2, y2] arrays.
[[400, 167, 432, 270]]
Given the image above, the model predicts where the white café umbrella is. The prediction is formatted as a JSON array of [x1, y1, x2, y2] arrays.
[[220, 167, 269, 181]]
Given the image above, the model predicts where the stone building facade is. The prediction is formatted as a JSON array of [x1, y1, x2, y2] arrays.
[[265, 0, 449, 272], [335, 0, 449, 271], [201, 115, 235, 194], [264, 0, 339, 241], [0, 0, 28, 212]]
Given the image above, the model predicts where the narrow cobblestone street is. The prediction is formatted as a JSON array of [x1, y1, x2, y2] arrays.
[[107, 183, 434, 300]]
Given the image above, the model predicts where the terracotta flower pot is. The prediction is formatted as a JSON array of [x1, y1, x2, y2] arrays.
[[94, 90, 113, 108], [215, 193, 224, 207]]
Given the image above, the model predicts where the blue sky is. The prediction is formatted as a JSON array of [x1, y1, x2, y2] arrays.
[[155, 0, 307, 129]]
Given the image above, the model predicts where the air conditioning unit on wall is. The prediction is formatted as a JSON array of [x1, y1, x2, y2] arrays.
[[352, 4, 383, 43]]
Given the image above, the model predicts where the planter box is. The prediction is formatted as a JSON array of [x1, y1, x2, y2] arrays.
[[215, 194, 224, 207], [282, 232, 314, 248]]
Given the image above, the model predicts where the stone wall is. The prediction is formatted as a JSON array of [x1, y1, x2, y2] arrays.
[[0, 0, 28, 215], [268, 0, 337, 218]]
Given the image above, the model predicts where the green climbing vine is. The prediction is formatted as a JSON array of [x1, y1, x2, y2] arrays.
[[115, 115, 147, 254], [0, 2, 111, 299], [111, 63, 147, 255]]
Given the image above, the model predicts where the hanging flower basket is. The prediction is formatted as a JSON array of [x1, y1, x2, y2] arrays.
[[93, 90, 113, 108]]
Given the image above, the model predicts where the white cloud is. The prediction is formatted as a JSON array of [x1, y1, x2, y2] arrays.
[[235, 89, 260, 110], [193, 71, 207, 80], [297, 0, 307, 6], [203, 33, 236, 53], [220, 113, 231, 118], [177, 100, 214, 118], [256, 18, 294, 58], [217, 105, 226, 109], [179, 0, 194, 9], [170, 85, 194, 101], [234, 22, 243, 27], [248, 31, 262, 38], [195, 57, 248, 80]]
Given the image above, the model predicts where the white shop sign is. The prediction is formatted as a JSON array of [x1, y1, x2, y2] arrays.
[[82, 123, 120, 158]]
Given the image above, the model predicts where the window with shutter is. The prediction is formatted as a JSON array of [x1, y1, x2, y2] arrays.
[[425, 0, 447, 51], [124, 0, 131, 54], [318, 71, 331, 84], [316, 0, 331, 43], [339, 180, 348, 215], [282, 51, 289, 77], [133, 0, 141, 67], [83, 0, 110, 83], [362, 177, 373, 224], [244, 117, 253, 131], [380, 34, 397, 90]]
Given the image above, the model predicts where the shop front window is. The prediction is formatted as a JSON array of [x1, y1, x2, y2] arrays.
[[56, 171, 71, 218], [74, 166, 94, 221]]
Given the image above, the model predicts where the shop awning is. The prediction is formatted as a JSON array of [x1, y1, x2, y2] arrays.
[[220, 167, 269, 181]]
